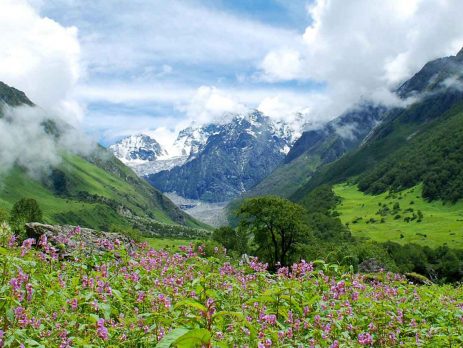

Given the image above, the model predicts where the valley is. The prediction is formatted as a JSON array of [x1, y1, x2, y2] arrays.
[[3, 1, 463, 346], [334, 183, 463, 248]]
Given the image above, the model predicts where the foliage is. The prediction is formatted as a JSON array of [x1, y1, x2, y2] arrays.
[[298, 185, 351, 241], [212, 226, 249, 256], [237, 196, 311, 269], [358, 104, 463, 202], [9, 198, 42, 235], [0, 207, 9, 223], [334, 183, 463, 248], [0, 229, 463, 346]]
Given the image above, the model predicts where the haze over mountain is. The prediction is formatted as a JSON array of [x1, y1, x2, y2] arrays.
[[0, 82, 206, 234]]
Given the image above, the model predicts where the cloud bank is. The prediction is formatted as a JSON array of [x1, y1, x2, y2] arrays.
[[0, 0, 83, 125], [0, 105, 95, 178], [260, 0, 463, 120]]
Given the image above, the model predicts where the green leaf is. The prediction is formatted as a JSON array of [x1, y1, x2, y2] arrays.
[[155, 328, 190, 348], [172, 328, 211, 348], [24, 339, 45, 347], [174, 299, 207, 313]]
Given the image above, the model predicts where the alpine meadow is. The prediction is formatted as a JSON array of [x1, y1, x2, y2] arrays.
[[1, 1, 463, 347]]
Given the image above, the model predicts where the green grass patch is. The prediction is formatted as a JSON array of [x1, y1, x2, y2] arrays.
[[144, 237, 197, 251], [334, 183, 463, 248]]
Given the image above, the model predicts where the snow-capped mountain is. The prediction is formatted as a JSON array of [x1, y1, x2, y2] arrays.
[[109, 134, 167, 164], [110, 111, 303, 180], [145, 110, 303, 202]]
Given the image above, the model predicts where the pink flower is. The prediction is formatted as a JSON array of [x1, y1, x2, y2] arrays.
[[20, 238, 35, 256], [358, 332, 373, 345], [96, 318, 109, 341], [8, 234, 17, 247]]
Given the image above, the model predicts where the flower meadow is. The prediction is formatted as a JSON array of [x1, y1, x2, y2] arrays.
[[0, 225, 463, 347]]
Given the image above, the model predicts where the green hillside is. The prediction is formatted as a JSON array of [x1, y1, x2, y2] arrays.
[[246, 152, 321, 197], [0, 81, 208, 235], [334, 183, 463, 248], [293, 49, 463, 202], [0, 150, 207, 233]]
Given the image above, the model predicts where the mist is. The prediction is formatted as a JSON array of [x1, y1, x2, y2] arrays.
[[0, 104, 96, 179]]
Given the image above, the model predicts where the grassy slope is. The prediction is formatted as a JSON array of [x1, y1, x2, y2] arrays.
[[293, 91, 463, 202], [334, 183, 463, 248], [0, 152, 208, 232], [246, 153, 321, 198]]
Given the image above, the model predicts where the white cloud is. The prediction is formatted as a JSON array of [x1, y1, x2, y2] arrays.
[[179, 86, 248, 125], [260, 50, 304, 81], [0, 105, 95, 177], [258, 96, 309, 123], [40, 1, 300, 76], [261, 0, 463, 119], [0, 0, 83, 125]]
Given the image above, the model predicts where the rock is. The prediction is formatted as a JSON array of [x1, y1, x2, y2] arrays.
[[405, 272, 433, 285], [358, 258, 387, 273], [25, 223, 135, 257]]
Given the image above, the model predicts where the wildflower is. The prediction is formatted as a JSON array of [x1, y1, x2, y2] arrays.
[[358, 332, 373, 345], [69, 298, 78, 311], [96, 318, 109, 341], [20, 238, 36, 256], [25, 283, 33, 302], [8, 234, 17, 247]]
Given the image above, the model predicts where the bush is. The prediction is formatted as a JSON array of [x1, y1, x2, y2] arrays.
[[9, 198, 43, 237]]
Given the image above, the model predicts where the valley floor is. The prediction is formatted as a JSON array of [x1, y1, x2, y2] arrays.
[[2, 230, 463, 347], [165, 192, 229, 227], [334, 183, 463, 248]]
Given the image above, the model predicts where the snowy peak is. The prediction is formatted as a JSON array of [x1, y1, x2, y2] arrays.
[[109, 110, 304, 180], [109, 134, 167, 164], [173, 123, 222, 159]]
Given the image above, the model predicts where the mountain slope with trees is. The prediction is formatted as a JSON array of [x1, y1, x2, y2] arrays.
[[293, 48, 463, 203]]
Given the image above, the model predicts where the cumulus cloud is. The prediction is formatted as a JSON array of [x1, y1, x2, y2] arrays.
[[0, 0, 97, 180], [260, 0, 463, 120], [0, 0, 83, 125], [260, 50, 305, 82], [178, 86, 249, 125], [0, 105, 95, 178], [258, 96, 309, 124]]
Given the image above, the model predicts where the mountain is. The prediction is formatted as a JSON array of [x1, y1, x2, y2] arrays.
[[0, 82, 206, 234], [109, 134, 167, 164], [146, 111, 301, 202], [247, 103, 388, 197], [293, 47, 463, 205], [0, 81, 34, 109]]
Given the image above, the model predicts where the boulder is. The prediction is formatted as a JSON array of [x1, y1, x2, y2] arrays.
[[25, 223, 135, 256]]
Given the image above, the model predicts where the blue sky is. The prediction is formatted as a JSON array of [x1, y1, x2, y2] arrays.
[[3, 0, 463, 148], [36, 0, 318, 145]]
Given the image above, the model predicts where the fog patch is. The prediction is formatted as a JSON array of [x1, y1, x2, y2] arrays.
[[0, 104, 96, 179]]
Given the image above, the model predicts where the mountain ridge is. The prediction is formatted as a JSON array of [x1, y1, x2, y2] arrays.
[[145, 111, 301, 202], [0, 81, 206, 233]]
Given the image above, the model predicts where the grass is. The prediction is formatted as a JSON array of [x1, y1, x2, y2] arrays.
[[334, 183, 463, 248], [0, 151, 208, 233], [144, 237, 197, 250]]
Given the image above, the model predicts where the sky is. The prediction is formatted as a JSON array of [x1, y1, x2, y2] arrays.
[[1, 0, 463, 147]]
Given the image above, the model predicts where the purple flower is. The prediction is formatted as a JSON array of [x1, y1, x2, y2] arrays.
[[358, 332, 373, 345], [20, 238, 35, 256], [96, 318, 109, 341]]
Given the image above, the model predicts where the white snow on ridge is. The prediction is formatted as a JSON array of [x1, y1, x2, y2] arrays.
[[109, 110, 307, 176]]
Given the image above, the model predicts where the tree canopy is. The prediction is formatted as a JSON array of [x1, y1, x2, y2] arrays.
[[10, 198, 43, 234], [237, 196, 310, 269]]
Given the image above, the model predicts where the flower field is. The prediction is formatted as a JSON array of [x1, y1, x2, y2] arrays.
[[0, 225, 463, 347]]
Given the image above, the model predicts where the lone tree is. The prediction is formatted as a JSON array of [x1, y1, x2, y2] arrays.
[[212, 226, 249, 256], [10, 198, 43, 234], [237, 196, 310, 269]]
